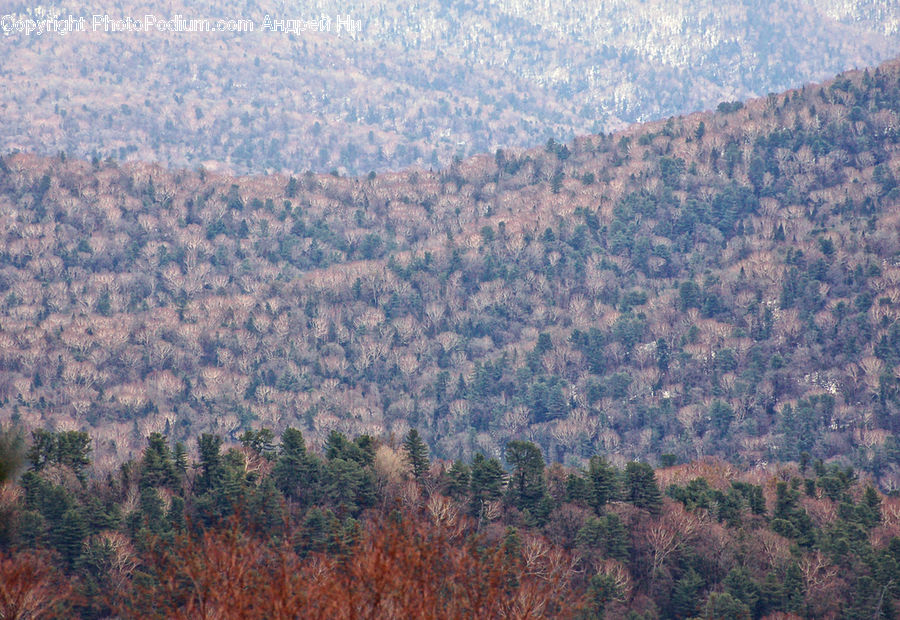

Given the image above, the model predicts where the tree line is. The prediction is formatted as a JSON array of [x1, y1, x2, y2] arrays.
[[2, 426, 900, 617]]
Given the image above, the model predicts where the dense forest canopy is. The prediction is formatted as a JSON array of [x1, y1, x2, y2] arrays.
[[0, 0, 898, 173], [2, 426, 900, 618], [3, 59, 900, 487], [4, 10, 900, 617]]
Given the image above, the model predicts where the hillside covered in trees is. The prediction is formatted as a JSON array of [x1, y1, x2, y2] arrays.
[[1, 0, 898, 173], [2, 426, 900, 618], [3, 58, 900, 488]]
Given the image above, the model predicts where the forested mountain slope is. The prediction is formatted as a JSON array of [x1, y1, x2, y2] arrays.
[[2, 60, 900, 487], [0, 0, 898, 173]]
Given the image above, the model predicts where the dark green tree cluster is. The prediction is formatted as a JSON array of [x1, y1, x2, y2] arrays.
[[4, 429, 900, 617]]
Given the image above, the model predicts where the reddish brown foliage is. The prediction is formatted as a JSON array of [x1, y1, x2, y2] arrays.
[[0, 550, 72, 619], [118, 510, 584, 619]]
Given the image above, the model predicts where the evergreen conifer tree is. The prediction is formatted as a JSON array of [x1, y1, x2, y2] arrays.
[[588, 456, 619, 513], [273, 428, 318, 505], [402, 429, 429, 480], [625, 462, 662, 515], [505, 440, 546, 515], [469, 453, 505, 522]]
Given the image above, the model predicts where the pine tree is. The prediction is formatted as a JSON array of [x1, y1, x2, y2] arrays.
[[585, 572, 622, 618], [402, 429, 429, 480], [323, 458, 374, 514], [55, 431, 91, 480], [469, 454, 505, 521], [505, 440, 546, 514], [861, 485, 882, 528], [26, 430, 91, 480], [324, 431, 374, 466], [655, 338, 669, 373], [774, 222, 786, 241], [174, 442, 188, 474], [167, 495, 185, 531], [140, 433, 179, 490], [249, 477, 284, 535], [670, 569, 704, 619], [27, 429, 57, 472], [603, 513, 629, 560], [273, 428, 318, 505], [138, 487, 168, 535], [196, 434, 223, 495], [52, 508, 86, 567], [704, 592, 751, 620], [782, 562, 805, 614], [723, 567, 760, 615], [445, 460, 470, 500], [239, 428, 276, 460], [625, 462, 662, 515], [588, 456, 619, 513]]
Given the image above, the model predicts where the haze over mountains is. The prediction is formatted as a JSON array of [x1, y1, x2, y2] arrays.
[[1, 0, 899, 174]]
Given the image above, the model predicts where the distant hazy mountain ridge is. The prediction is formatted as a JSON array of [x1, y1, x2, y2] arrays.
[[0, 0, 898, 174]]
